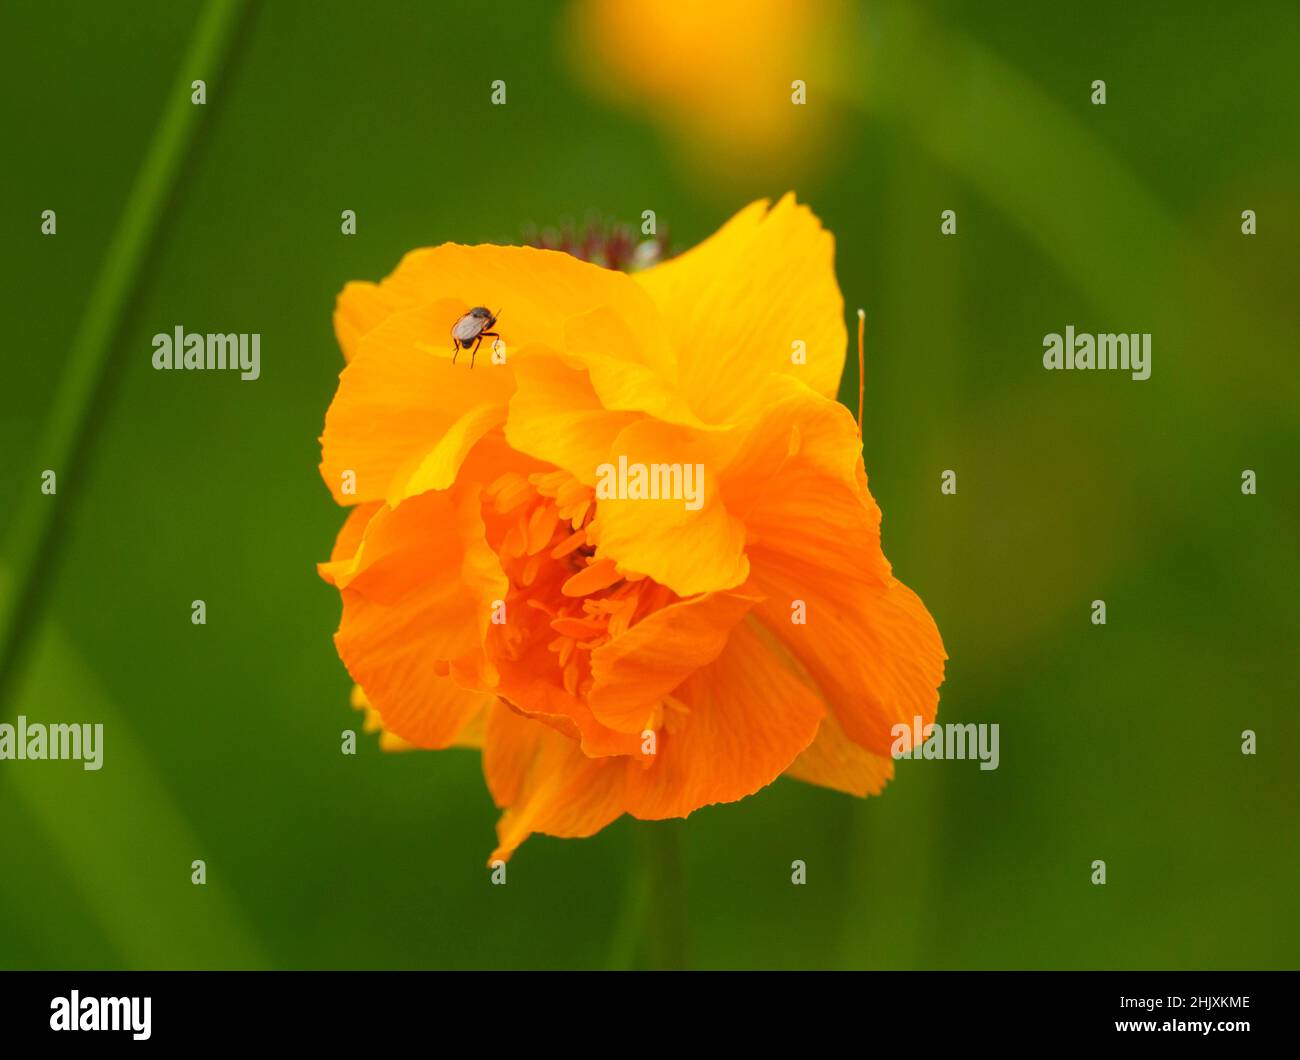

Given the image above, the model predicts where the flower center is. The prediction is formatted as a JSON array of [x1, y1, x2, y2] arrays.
[[484, 468, 674, 698], [523, 217, 670, 272]]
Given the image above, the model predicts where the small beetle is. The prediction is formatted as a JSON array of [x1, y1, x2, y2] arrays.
[[450, 306, 500, 367]]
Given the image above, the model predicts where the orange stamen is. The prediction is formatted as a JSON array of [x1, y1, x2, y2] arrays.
[[561, 557, 621, 597], [562, 659, 580, 696], [550, 616, 606, 639], [550, 527, 587, 559], [526, 504, 559, 555]]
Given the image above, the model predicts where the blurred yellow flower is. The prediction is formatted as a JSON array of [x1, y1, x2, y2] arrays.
[[567, 0, 852, 177]]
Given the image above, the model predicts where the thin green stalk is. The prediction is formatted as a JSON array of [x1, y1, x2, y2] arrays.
[[0, 0, 250, 707], [639, 821, 690, 970], [604, 841, 650, 970]]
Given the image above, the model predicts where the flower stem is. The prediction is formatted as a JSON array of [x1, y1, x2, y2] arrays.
[[0, 0, 250, 708], [638, 821, 690, 970]]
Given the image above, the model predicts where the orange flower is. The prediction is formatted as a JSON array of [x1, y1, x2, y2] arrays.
[[317, 194, 945, 861]]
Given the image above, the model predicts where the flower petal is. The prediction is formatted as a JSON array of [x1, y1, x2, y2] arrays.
[[334, 281, 401, 363], [782, 710, 894, 797], [332, 490, 509, 748], [559, 305, 702, 426], [634, 193, 846, 423], [322, 243, 699, 506], [736, 385, 946, 755], [376, 243, 674, 377], [756, 573, 945, 757], [624, 617, 824, 819], [504, 353, 640, 486], [351, 681, 491, 753], [587, 417, 750, 596], [319, 300, 514, 507], [317, 501, 383, 587], [484, 702, 626, 862], [588, 587, 759, 733], [470, 602, 644, 759]]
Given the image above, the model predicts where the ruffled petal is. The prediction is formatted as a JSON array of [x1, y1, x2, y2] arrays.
[[587, 417, 749, 597], [756, 573, 945, 757], [323, 245, 699, 507], [503, 353, 639, 486], [376, 243, 674, 380], [588, 587, 759, 733], [783, 710, 894, 797], [319, 300, 514, 506], [483, 702, 626, 862], [634, 194, 846, 423], [332, 490, 509, 748], [351, 682, 490, 753], [624, 617, 824, 819], [735, 383, 946, 755], [333, 281, 401, 363], [319, 501, 382, 585]]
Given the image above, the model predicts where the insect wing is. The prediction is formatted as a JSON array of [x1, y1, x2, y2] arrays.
[[452, 314, 485, 342]]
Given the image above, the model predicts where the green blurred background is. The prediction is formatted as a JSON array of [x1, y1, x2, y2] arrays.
[[1, 0, 1296, 970]]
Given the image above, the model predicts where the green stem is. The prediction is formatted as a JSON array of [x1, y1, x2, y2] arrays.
[[0, 0, 250, 707], [604, 845, 649, 970], [639, 821, 689, 970]]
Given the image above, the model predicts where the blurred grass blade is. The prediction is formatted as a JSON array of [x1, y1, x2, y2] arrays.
[[1, 614, 269, 968], [857, 1, 1183, 322], [0, 0, 250, 707]]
